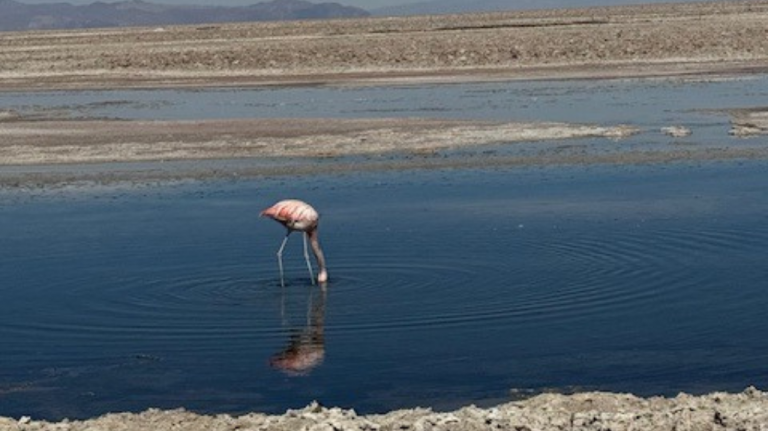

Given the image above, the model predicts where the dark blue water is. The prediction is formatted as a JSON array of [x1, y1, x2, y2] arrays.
[[1, 161, 768, 420]]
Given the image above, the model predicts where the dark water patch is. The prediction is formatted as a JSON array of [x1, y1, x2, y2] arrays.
[[2, 161, 768, 419]]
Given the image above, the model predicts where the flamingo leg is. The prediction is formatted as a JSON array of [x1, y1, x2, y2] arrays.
[[303, 232, 316, 285], [276, 232, 291, 287]]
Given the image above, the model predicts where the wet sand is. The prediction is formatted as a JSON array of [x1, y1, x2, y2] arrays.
[[2, 107, 768, 187], [0, 117, 647, 187], [0, 118, 641, 165], [1, 113, 768, 188], [2, 1, 768, 428]]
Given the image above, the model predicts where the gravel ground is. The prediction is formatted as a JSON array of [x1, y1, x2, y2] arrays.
[[2, 388, 767, 430], [0, 0, 767, 89]]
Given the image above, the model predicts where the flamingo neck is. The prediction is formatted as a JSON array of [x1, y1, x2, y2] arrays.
[[308, 228, 328, 283]]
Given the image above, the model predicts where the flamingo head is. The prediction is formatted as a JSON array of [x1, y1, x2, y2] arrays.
[[317, 268, 328, 284]]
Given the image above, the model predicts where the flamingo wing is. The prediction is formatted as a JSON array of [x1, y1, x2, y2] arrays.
[[261, 199, 319, 230]]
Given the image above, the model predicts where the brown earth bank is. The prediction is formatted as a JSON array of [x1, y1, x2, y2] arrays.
[[1, 0, 768, 90], [1, 387, 767, 430]]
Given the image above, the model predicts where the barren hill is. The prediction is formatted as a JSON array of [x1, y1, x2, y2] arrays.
[[0, 0, 369, 31]]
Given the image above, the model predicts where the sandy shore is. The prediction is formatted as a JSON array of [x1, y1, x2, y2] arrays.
[[2, 388, 767, 430]]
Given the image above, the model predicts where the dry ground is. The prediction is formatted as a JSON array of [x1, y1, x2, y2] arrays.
[[1, 0, 768, 89], [2, 388, 768, 431]]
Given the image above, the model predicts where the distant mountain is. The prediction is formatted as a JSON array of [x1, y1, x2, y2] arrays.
[[372, 0, 702, 16], [0, 0, 370, 31]]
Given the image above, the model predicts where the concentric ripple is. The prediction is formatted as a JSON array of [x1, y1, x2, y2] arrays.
[[8, 212, 765, 344], [3, 162, 768, 420]]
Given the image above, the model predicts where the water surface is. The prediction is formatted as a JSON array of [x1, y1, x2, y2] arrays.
[[1, 161, 768, 420], [3, 76, 767, 138]]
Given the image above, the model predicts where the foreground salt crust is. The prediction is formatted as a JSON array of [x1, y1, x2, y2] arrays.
[[2, 387, 767, 431]]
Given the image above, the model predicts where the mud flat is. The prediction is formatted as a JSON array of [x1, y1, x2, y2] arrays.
[[0, 118, 639, 165], [3, 110, 768, 187], [2, 0, 768, 187], [730, 108, 768, 137], [1, 388, 767, 430], [0, 0, 768, 90]]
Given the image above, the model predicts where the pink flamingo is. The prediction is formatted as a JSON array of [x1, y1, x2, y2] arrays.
[[260, 199, 328, 286]]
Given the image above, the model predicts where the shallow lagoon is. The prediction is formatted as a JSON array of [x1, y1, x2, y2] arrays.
[[2, 74, 768, 419], [3, 76, 768, 142], [1, 160, 768, 420]]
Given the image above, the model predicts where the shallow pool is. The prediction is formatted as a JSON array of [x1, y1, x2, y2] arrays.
[[1, 160, 767, 420]]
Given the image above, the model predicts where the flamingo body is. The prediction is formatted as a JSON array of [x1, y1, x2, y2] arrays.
[[260, 199, 319, 232], [261, 199, 328, 285]]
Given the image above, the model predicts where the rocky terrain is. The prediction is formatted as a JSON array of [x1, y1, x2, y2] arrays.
[[2, 388, 768, 430], [1, 0, 767, 90]]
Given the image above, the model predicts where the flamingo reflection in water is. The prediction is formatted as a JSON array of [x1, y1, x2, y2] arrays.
[[270, 286, 327, 376]]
